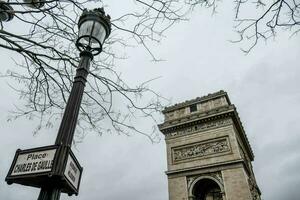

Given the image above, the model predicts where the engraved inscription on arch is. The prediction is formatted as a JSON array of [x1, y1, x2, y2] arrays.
[[172, 137, 231, 163], [165, 118, 232, 139]]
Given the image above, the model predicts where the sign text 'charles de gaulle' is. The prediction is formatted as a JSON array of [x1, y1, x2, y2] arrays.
[[11, 149, 56, 176], [6, 145, 83, 196]]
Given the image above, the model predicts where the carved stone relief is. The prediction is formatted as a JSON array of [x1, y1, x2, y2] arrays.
[[176, 108, 186, 117], [165, 112, 174, 121], [165, 118, 232, 139], [172, 137, 230, 163], [248, 177, 261, 200], [213, 98, 223, 107], [200, 101, 210, 112]]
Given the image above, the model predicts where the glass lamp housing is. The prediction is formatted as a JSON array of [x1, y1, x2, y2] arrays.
[[76, 8, 111, 55], [78, 21, 106, 48], [0, 1, 14, 22]]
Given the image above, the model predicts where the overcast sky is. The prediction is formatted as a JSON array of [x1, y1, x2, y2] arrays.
[[1, 1, 300, 200]]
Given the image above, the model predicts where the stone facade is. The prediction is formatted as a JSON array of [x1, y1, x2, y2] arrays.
[[158, 91, 261, 200]]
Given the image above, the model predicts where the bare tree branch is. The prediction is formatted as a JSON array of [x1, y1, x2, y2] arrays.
[[1, 0, 299, 142]]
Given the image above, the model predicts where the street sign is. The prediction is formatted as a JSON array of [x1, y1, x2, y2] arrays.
[[6, 145, 83, 196], [6, 145, 58, 181], [64, 153, 81, 191], [11, 148, 56, 176]]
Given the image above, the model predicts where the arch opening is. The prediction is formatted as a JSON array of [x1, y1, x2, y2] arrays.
[[192, 178, 223, 200]]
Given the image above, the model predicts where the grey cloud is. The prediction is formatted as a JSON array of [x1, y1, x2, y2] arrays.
[[1, 1, 300, 200]]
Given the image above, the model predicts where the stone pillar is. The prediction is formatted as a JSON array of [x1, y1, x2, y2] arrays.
[[159, 91, 261, 200]]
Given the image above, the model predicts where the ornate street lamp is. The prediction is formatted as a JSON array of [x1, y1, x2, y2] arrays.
[[5, 7, 111, 200], [38, 7, 111, 200], [76, 7, 111, 56], [54, 7, 111, 147], [0, 1, 14, 22]]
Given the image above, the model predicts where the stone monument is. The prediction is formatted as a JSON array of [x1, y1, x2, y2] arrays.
[[158, 91, 261, 200]]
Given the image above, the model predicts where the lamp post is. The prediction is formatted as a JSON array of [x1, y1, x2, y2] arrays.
[[4, 7, 111, 200], [55, 7, 111, 149], [37, 7, 111, 200]]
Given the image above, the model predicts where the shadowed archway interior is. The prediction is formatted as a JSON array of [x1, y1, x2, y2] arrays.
[[193, 178, 223, 200]]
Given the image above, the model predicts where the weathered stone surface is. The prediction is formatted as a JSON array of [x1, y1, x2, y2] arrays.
[[159, 91, 261, 200], [172, 137, 230, 163], [222, 168, 252, 200]]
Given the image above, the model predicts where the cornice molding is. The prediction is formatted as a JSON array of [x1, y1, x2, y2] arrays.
[[165, 159, 244, 176], [159, 104, 255, 161], [159, 105, 235, 132], [162, 90, 230, 113]]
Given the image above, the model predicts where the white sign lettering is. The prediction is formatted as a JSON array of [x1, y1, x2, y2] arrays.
[[11, 149, 56, 176], [64, 154, 80, 190]]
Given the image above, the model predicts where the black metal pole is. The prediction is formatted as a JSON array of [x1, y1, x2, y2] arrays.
[[37, 50, 93, 200], [37, 188, 61, 200], [55, 50, 92, 147]]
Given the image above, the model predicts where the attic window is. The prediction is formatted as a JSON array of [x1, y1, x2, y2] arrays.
[[189, 104, 197, 113]]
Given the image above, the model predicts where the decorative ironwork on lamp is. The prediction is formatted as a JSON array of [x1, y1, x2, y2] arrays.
[[76, 7, 111, 56]]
